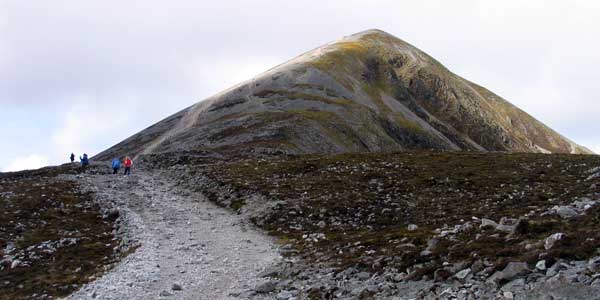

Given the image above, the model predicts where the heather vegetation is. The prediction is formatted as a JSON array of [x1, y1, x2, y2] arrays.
[[149, 151, 600, 298], [0, 165, 121, 300]]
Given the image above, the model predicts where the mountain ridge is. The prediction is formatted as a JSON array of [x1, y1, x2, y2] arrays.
[[95, 29, 592, 160]]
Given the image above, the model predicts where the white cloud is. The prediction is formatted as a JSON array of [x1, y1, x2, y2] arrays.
[[3, 154, 50, 172], [51, 93, 143, 159], [184, 58, 283, 97]]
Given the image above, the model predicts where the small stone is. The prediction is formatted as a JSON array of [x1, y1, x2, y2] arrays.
[[366, 285, 380, 293], [480, 218, 515, 233], [407, 224, 418, 231], [258, 267, 280, 278], [434, 268, 452, 282], [276, 290, 294, 300], [503, 291, 514, 299], [317, 221, 326, 228], [480, 218, 498, 228], [255, 281, 277, 293], [501, 278, 525, 292], [554, 206, 578, 219], [356, 272, 371, 280], [439, 288, 455, 298], [545, 261, 567, 277], [577, 274, 593, 285], [159, 290, 172, 297], [536, 260, 546, 271], [171, 283, 182, 291], [351, 286, 366, 296], [10, 260, 20, 269], [544, 233, 565, 250], [455, 268, 471, 282], [488, 262, 529, 284], [471, 260, 485, 273], [588, 257, 600, 273]]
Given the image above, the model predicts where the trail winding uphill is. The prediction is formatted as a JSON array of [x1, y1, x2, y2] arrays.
[[66, 167, 280, 300]]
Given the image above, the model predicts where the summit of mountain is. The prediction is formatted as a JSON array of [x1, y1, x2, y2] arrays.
[[95, 29, 591, 160]]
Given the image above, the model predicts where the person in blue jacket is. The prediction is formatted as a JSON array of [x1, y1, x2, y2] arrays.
[[111, 157, 121, 174], [80, 153, 89, 167]]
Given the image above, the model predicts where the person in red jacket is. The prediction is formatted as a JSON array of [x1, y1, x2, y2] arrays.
[[123, 156, 133, 175]]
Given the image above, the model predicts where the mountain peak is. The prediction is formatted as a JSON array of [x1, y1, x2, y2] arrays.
[[95, 30, 592, 160], [349, 28, 393, 37]]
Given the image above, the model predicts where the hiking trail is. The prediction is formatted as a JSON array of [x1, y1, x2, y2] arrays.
[[66, 167, 280, 300]]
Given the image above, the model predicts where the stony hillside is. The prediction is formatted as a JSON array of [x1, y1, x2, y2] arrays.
[[95, 29, 591, 160], [0, 164, 124, 300], [144, 150, 600, 299]]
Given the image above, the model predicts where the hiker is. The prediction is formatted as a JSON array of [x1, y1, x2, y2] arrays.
[[70, 153, 75, 163], [80, 153, 89, 166], [111, 157, 121, 174], [123, 156, 133, 175]]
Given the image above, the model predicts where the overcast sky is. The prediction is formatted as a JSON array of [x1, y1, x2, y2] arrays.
[[1, 0, 598, 171]]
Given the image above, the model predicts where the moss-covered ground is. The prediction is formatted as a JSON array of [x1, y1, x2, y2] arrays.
[[0, 164, 120, 300]]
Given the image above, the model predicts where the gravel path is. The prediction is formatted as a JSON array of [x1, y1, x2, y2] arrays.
[[66, 169, 280, 300]]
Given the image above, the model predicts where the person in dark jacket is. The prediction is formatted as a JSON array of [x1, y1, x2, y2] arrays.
[[80, 153, 89, 166], [123, 156, 133, 175], [111, 158, 121, 174], [70, 153, 75, 163]]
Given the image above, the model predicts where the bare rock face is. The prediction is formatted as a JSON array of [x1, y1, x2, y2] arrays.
[[95, 29, 592, 160]]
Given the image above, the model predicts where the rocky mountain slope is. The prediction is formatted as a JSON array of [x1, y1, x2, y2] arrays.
[[144, 150, 600, 299], [96, 29, 591, 160]]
